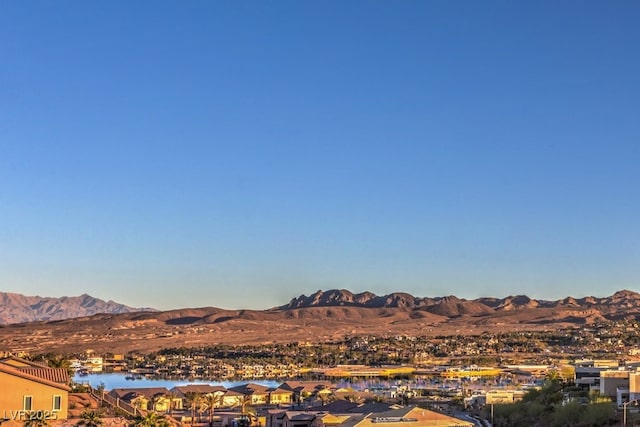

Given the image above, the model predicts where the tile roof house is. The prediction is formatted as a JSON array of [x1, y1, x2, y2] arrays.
[[229, 383, 271, 405], [0, 357, 71, 423], [280, 381, 334, 398], [267, 387, 295, 406], [172, 384, 228, 397], [222, 389, 249, 409], [171, 384, 229, 410], [108, 387, 172, 411]]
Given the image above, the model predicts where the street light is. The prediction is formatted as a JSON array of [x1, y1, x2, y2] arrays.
[[622, 399, 639, 426]]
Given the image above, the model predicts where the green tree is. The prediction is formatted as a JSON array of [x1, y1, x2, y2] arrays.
[[581, 402, 615, 426], [552, 401, 581, 427], [487, 380, 619, 426]]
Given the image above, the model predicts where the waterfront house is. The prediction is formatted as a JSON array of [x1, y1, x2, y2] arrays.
[[280, 381, 334, 404], [172, 384, 227, 410], [108, 387, 172, 412], [223, 389, 250, 408], [229, 383, 271, 405], [267, 386, 295, 406]]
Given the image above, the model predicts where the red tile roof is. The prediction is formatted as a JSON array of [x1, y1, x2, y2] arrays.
[[171, 384, 227, 397], [0, 359, 71, 391], [17, 367, 70, 384]]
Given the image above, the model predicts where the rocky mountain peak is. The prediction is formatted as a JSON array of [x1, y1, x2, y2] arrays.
[[284, 289, 359, 309], [606, 289, 640, 308], [611, 289, 640, 299]]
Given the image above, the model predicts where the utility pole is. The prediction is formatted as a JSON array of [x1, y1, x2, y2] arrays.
[[623, 399, 638, 426], [491, 403, 494, 426]]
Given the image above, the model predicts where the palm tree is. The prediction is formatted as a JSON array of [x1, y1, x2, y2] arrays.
[[76, 409, 103, 427], [45, 355, 74, 383], [164, 390, 179, 416], [203, 393, 225, 427], [242, 406, 258, 427], [233, 395, 255, 427], [129, 411, 174, 427], [237, 394, 251, 416], [546, 368, 563, 383], [185, 391, 204, 426], [151, 394, 167, 413], [133, 396, 148, 413], [318, 392, 332, 406]]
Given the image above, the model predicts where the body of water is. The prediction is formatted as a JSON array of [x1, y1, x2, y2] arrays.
[[73, 372, 513, 393], [73, 373, 281, 391]]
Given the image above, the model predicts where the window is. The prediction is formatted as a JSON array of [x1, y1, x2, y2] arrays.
[[53, 395, 62, 411], [23, 395, 33, 410]]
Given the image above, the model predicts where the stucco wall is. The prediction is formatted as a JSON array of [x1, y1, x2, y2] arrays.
[[0, 371, 68, 422]]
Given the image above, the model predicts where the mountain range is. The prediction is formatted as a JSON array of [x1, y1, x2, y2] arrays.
[[281, 288, 639, 319], [0, 288, 639, 353], [0, 292, 153, 325]]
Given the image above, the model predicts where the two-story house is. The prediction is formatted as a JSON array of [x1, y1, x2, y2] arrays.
[[0, 357, 71, 423]]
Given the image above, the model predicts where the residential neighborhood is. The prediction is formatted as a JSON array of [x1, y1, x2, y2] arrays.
[[7, 336, 640, 427], [0, 354, 479, 426], [4, 317, 640, 426]]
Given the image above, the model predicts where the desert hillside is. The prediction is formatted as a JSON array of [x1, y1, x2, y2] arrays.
[[0, 289, 638, 354]]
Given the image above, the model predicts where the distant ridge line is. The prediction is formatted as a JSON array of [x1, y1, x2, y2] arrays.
[[280, 288, 640, 311], [0, 291, 155, 325], [1, 288, 639, 327]]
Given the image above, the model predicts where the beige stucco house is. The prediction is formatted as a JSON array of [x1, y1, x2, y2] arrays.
[[0, 357, 71, 423]]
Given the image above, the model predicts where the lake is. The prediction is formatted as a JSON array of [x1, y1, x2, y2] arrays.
[[73, 373, 281, 391]]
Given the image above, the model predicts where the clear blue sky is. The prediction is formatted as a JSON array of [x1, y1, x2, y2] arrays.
[[1, 1, 638, 310]]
